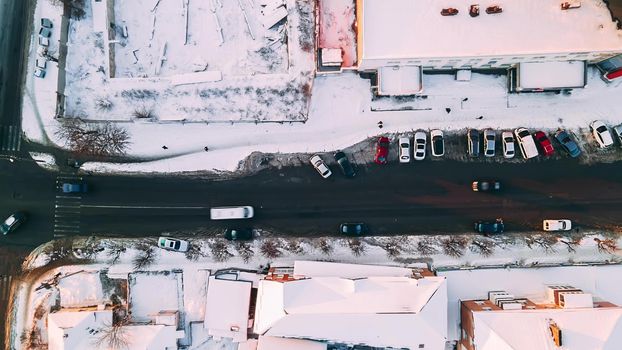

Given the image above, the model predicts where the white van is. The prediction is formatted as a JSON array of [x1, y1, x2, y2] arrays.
[[513, 128, 539, 159], [210, 206, 254, 220]]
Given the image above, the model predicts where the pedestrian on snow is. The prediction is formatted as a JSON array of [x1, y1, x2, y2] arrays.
[[377, 121, 383, 129], [462, 97, 469, 102], [162, 145, 168, 149], [445, 107, 451, 114], [204, 146, 209, 152], [476, 116, 484, 120]]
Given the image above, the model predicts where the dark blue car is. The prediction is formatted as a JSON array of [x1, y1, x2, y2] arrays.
[[554, 130, 581, 158], [474, 219, 504, 234], [62, 183, 88, 193]]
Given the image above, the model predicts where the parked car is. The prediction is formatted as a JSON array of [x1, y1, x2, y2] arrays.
[[554, 130, 581, 158], [157, 237, 190, 252], [210, 206, 254, 220], [483, 129, 495, 157], [224, 228, 254, 241], [62, 183, 88, 193], [472, 180, 501, 192], [339, 223, 369, 236], [590, 120, 614, 148], [514, 128, 539, 159], [533, 131, 554, 156], [0, 212, 27, 235], [398, 136, 411, 163], [36, 58, 47, 69], [309, 154, 332, 178], [542, 219, 572, 232], [501, 131, 515, 159], [374, 136, 390, 165], [41, 18, 53, 29], [39, 27, 52, 38], [334, 151, 356, 177], [414, 131, 426, 160], [34, 68, 46, 78], [613, 124, 622, 146], [467, 129, 480, 157], [431, 129, 444, 157], [474, 219, 504, 234]]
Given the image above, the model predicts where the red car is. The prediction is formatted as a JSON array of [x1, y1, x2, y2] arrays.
[[374, 136, 390, 164], [534, 131, 554, 156]]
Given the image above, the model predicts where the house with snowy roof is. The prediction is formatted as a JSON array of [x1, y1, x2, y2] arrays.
[[348, 0, 622, 94], [459, 285, 622, 350], [252, 260, 448, 349]]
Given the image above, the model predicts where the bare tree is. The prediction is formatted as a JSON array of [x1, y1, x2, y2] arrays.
[[469, 237, 496, 257], [44, 238, 73, 264], [132, 244, 156, 270], [524, 234, 558, 254], [346, 239, 366, 257], [315, 238, 333, 256], [559, 235, 582, 253], [441, 236, 468, 258], [284, 239, 305, 255], [260, 239, 282, 259], [184, 241, 206, 261], [105, 241, 127, 264], [208, 239, 233, 262], [383, 237, 404, 258], [594, 237, 618, 254], [49, 0, 87, 19], [235, 242, 255, 263], [416, 237, 440, 256], [55, 119, 130, 157], [93, 317, 130, 350]]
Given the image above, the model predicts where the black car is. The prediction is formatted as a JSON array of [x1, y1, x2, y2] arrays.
[[334, 151, 356, 177], [1, 212, 27, 235], [474, 219, 504, 234], [472, 180, 501, 192], [467, 129, 480, 157], [340, 223, 369, 236], [224, 228, 253, 241]]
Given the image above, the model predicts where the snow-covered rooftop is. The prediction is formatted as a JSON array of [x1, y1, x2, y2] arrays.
[[472, 307, 622, 350], [359, 0, 622, 60], [48, 310, 112, 350], [293, 260, 413, 279], [204, 277, 252, 342], [256, 336, 327, 350]]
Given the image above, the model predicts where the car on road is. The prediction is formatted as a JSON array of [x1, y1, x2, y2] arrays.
[[474, 219, 504, 234], [62, 183, 88, 193], [543, 219, 572, 232], [398, 136, 411, 163], [613, 124, 622, 146], [333, 151, 356, 177], [467, 129, 480, 157], [374, 136, 390, 165], [483, 129, 496, 157], [502, 131, 515, 159], [431, 129, 444, 157], [590, 120, 614, 148], [533, 131, 554, 156], [339, 223, 369, 236], [414, 131, 426, 160], [554, 130, 581, 158], [210, 206, 254, 220], [0, 212, 27, 235], [309, 154, 332, 178], [472, 180, 501, 192], [514, 128, 539, 159], [157, 237, 190, 252], [224, 228, 254, 241]]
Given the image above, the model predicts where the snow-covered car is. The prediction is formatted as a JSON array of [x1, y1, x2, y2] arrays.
[[36, 58, 47, 69], [431, 129, 444, 157], [398, 136, 411, 163], [414, 131, 426, 160], [590, 120, 614, 148], [514, 128, 539, 159], [157, 237, 190, 252], [309, 154, 332, 178], [0, 212, 27, 235], [483, 129, 495, 157], [543, 219, 572, 232], [502, 131, 515, 159]]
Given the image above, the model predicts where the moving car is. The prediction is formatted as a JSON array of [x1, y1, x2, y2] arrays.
[[431, 129, 444, 157], [0, 212, 27, 235], [157, 237, 190, 252], [590, 120, 614, 148], [210, 206, 254, 220], [398, 136, 411, 163], [474, 219, 504, 234], [543, 219, 572, 232], [374, 136, 390, 165], [414, 131, 426, 160], [472, 180, 501, 192], [533, 131, 554, 156], [467, 129, 480, 157], [483, 129, 496, 157], [613, 124, 622, 146], [501, 131, 515, 159], [62, 183, 88, 193], [554, 130, 581, 158], [514, 128, 539, 159], [333, 151, 356, 177], [339, 223, 369, 236], [224, 228, 254, 241], [309, 154, 332, 178]]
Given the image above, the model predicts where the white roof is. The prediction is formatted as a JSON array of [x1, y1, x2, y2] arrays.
[[378, 65, 422, 95], [122, 324, 181, 350], [58, 271, 104, 308], [473, 307, 622, 350], [359, 0, 622, 61], [48, 310, 112, 350], [204, 277, 252, 342], [256, 336, 327, 350], [293, 260, 412, 279], [518, 61, 586, 89]]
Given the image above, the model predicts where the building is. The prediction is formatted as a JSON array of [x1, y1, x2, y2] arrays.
[[459, 285, 622, 350]]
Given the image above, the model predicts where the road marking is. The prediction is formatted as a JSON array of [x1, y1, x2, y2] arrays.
[[81, 205, 209, 209], [55, 195, 82, 200], [56, 176, 82, 181]]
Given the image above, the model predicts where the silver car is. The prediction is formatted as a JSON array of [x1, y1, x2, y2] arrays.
[[309, 154, 332, 178], [484, 129, 495, 157], [398, 136, 411, 163], [414, 131, 426, 160], [501, 131, 515, 159]]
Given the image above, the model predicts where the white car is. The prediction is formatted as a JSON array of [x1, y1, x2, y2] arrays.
[[34, 68, 46, 78], [483, 129, 495, 157], [513, 127, 539, 159], [414, 131, 426, 160], [430, 129, 444, 157], [590, 120, 614, 148], [309, 154, 332, 178], [543, 219, 572, 232], [502, 131, 515, 159], [157, 237, 190, 252], [398, 136, 411, 163], [210, 206, 254, 220]]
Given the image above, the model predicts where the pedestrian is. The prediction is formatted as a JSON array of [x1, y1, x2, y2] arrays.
[[462, 97, 469, 102], [377, 121, 383, 129], [445, 107, 451, 114], [204, 146, 209, 152], [162, 145, 168, 149], [476, 116, 484, 120]]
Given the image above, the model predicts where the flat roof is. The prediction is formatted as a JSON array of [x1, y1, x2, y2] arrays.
[[204, 277, 251, 342], [518, 61, 586, 89], [360, 0, 622, 60]]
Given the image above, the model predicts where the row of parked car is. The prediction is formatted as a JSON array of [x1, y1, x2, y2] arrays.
[[34, 18, 53, 78]]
